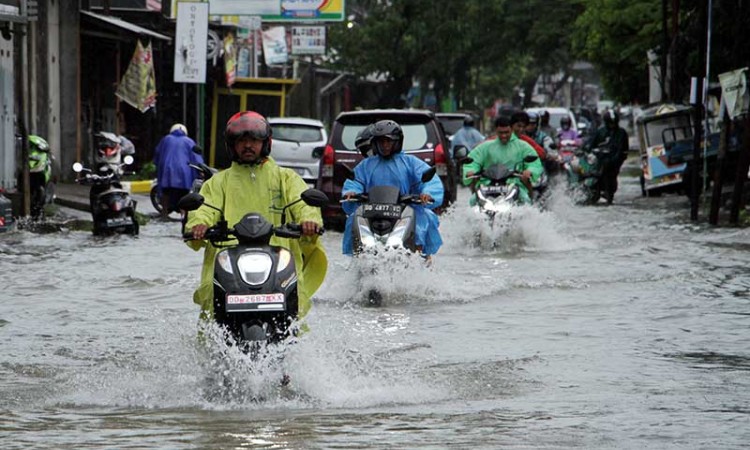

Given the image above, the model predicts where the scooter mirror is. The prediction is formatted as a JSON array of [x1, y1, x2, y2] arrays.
[[421, 166, 437, 183], [123, 155, 134, 165], [300, 188, 329, 207], [453, 145, 469, 160], [72, 162, 83, 173], [177, 192, 205, 211], [523, 155, 539, 163]]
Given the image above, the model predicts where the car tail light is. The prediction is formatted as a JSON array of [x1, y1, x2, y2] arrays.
[[321, 144, 334, 178], [435, 143, 448, 176]]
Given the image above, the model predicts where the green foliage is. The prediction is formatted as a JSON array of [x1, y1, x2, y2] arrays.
[[327, 0, 749, 109], [572, 0, 660, 103], [123, 161, 156, 181]]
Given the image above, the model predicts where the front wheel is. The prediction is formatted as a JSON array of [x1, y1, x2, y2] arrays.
[[150, 185, 163, 213]]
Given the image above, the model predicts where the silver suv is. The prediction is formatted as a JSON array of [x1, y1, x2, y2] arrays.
[[268, 117, 328, 188]]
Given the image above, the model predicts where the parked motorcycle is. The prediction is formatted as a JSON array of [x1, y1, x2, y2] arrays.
[[27, 135, 55, 218], [72, 155, 140, 236], [465, 155, 539, 225], [179, 189, 328, 349], [94, 131, 135, 175], [562, 145, 609, 205]]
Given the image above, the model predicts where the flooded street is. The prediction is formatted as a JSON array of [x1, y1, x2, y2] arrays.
[[2, 170, 749, 449]]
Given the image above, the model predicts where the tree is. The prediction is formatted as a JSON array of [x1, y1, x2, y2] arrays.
[[572, 0, 661, 103]]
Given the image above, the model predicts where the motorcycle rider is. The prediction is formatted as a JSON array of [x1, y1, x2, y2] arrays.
[[583, 109, 629, 204], [510, 111, 546, 160], [463, 115, 544, 205], [185, 111, 327, 321], [450, 115, 485, 157], [355, 124, 375, 157], [342, 119, 444, 260], [153, 124, 204, 220], [539, 110, 558, 146], [525, 111, 558, 174], [558, 116, 582, 146]]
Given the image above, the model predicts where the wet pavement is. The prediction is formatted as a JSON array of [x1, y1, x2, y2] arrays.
[[1, 166, 749, 449]]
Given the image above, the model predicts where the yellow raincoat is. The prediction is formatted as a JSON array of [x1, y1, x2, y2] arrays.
[[185, 158, 327, 319]]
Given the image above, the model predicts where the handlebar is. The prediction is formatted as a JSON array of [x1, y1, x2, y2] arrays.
[[340, 193, 433, 205], [183, 222, 324, 242]]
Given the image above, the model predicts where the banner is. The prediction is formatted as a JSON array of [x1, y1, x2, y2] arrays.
[[116, 40, 157, 113], [262, 26, 288, 65], [718, 67, 749, 120], [223, 32, 236, 87]]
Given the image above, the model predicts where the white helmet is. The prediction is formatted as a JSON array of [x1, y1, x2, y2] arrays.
[[170, 123, 188, 135]]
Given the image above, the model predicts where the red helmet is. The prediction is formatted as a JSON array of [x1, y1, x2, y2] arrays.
[[224, 111, 273, 161]]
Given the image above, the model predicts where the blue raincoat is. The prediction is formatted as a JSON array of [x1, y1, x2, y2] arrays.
[[341, 152, 444, 255], [154, 130, 202, 190]]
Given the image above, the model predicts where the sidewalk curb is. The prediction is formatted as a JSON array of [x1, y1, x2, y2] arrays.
[[122, 180, 153, 194], [55, 196, 91, 212]]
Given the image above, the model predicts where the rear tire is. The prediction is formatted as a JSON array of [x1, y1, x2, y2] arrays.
[[150, 185, 163, 213]]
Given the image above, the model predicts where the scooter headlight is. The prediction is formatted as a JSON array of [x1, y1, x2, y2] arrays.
[[356, 216, 377, 248], [276, 248, 292, 273], [487, 200, 512, 214], [386, 218, 411, 248], [237, 252, 272, 285], [216, 250, 234, 274]]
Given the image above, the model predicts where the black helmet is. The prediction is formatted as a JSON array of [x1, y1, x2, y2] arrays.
[[510, 111, 529, 126], [603, 109, 619, 126], [527, 111, 539, 125], [355, 124, 375, 157], [463, 115, 475, 127], [370, 120, 404, 157], [560, 116, 572, 129], [225, 111, 273, 163]]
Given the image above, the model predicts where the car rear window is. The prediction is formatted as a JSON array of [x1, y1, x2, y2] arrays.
[[272, 124, 324, 143], [438, 117, 464, 135], [338, 123, 433, 151]]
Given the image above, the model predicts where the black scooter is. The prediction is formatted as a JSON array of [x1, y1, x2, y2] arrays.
[[179, 189, 328, 348], [73, 155, 139, 236]]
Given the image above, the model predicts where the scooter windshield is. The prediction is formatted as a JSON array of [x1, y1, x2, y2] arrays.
[[484, 164, 513, 181], [367, 185, 401, 204]]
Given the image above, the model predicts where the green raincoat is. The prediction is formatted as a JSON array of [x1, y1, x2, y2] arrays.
[[185, 158, 327, 319], [461, 133, 544, 204]]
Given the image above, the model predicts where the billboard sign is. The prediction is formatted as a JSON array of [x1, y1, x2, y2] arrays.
[[208, 0, 279, 16], [291, 26, 325, 55], [174, 2, 209, 83], [262, 0, 344, 22]]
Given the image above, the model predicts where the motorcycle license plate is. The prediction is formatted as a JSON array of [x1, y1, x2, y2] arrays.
[[363, 203, 402, 219], [226, 293, 285, 311], [106, 217, 132, 227], [481, 186, 508, 195]]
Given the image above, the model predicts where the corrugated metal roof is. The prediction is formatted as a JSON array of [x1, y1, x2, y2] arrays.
[[81, 10, 171, 42]]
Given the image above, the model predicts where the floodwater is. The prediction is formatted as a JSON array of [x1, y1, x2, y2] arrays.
[[2, 169, 749, 449]]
